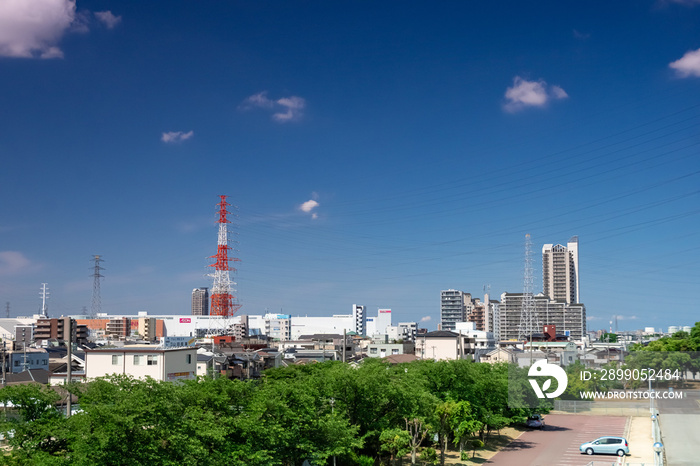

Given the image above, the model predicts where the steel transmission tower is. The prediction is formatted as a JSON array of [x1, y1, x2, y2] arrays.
[[91, 255, 105, 319], [518, 234, 539, 341], [208, 195, 241, 318]]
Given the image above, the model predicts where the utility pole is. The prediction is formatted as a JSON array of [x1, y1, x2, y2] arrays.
[[39, 283, 49, 318], [1, 341, 6, 387], [66, 319, 72, 417]]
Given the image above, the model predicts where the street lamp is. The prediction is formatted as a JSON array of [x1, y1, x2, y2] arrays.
[[653, 441, 663, 466], [329, 397, 336, 466]]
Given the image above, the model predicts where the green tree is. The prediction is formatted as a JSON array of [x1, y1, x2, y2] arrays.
[[0, 383, 67, 465], [379, 428, 410, 466]]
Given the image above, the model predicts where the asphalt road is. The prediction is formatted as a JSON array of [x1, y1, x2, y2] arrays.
[[658, 389, 700, 466], [485, 414, 627, 466]]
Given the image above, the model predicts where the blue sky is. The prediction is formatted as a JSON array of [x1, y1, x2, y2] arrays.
[[1, 0, 700, 331]]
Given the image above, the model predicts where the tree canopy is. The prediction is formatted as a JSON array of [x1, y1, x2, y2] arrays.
[[0, 358, 534, 465]]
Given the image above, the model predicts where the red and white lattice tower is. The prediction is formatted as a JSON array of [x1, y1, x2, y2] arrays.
[[208, 195, 241, 317]]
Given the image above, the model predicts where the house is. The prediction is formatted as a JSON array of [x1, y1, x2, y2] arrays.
[[415, 330, 470, 361], [84, 345, 197, 382]]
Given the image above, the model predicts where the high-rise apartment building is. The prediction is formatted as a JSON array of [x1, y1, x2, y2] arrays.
[[191, 287, 209, 316], [440, 290, 467, 331], [497, 292, 586, 341], [542, 237, 579, 304], [352, 304, 366, 335]]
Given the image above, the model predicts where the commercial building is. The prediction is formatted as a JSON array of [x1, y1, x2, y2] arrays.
[[366, 309, 392, 337], [290, 315, 355, 341], [191, 287, 209, 316], [542, 237, 580, 304]]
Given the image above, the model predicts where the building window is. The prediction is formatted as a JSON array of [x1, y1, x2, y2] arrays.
[[369, 348, 377, 354], [186, 354, 192, 364], [133, 355, 143, 365], [147, 355, 158, 366], [112, 355, 121, 365]]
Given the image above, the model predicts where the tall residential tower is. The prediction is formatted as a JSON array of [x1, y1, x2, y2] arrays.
[[542, 236, 579, 304], [191, 287, 209, 316]]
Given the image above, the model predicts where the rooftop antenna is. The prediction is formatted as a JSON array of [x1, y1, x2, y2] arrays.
[[90, 255, 105, 319], [39, 283, 49, 318]]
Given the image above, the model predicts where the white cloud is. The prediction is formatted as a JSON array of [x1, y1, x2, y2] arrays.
[[503, 76, 568, 112], [300, 199, 319, 213], [240, 91, 306, 122], [299, 199, 320, 220], [95, 10, 122, 29], [273, 96, 306, 122], [0, 0, 76, 59], [0, 251, 41, 276], [669, 48, 700, 78], [420, 316, 432, 323], [161, 130, 194, 143]]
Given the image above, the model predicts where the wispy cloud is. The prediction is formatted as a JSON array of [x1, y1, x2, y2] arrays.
[[239, 91, 306, 122], [0, 0, 76, 58], [573, 29, 591, 40], [95, 10, 122, 29], [420, 316, 432, 323], [503, 76, 568, 113], [0, 251, 42, 276], [161, 130, 194, 143], [669, 48, 700, 78], [273, 96, 306, 122], [662, 0, 700, 5]]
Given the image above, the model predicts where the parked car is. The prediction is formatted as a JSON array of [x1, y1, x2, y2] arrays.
[[526, 414, 545, 429], [579, 436, 629, 456]]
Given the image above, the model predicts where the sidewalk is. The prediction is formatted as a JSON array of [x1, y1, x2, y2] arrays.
[[624, 416, 656, 464]]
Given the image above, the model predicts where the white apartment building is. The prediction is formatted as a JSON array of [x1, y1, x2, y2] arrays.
[[265, 314, 291, 341], [386, 322, 418, 342], [84, 346, 197, 382], [352, 304, 366, 336], [455, 321, 496, 361]]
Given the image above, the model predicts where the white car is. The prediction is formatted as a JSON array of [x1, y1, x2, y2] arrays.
[[579, 436, 629, 456]]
